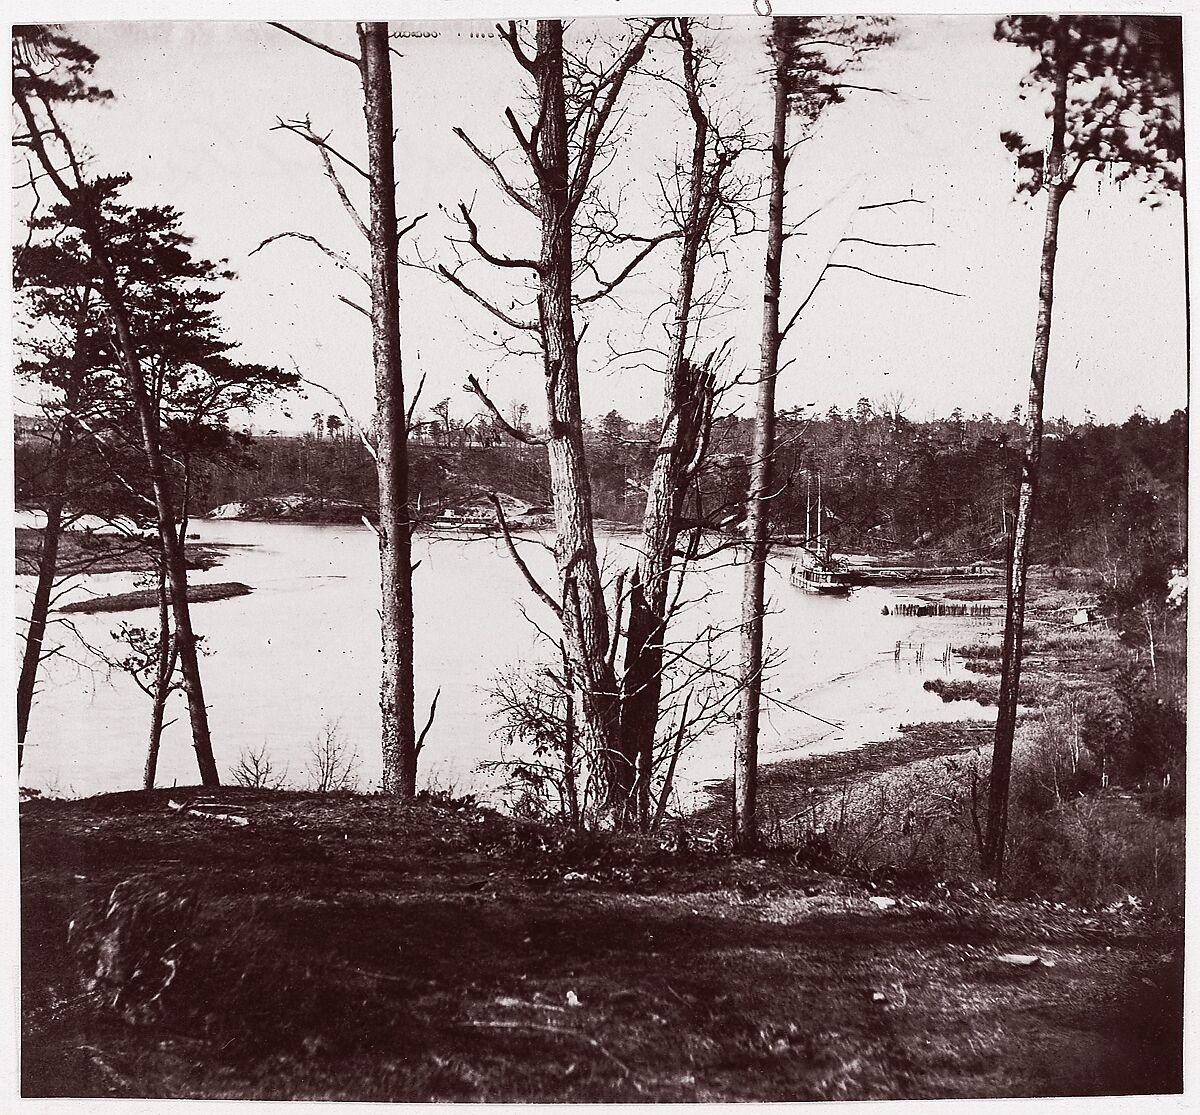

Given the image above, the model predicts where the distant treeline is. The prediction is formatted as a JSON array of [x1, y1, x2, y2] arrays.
[[17, 404, 1186, 571]]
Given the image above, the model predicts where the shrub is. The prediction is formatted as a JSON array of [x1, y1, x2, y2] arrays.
[[304, 718, 360, 793], [772, 709, 1184, 914], [923, 678, 999, 706], [1030, 625, 1116, 654], [1009, 696, 1103, 813], [1007, 796, 1184, 914], [231, 741, 288, 789], [1081, 666, 1185, 788], [775, 750, 988, 884], [954, 642, 1002, 660]]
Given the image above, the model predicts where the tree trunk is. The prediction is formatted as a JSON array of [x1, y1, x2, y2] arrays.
[[16, 450, 70, 774], [562, 676, 579, 827], [359, 22, 417, 797], [143, 544, 179, 789], [620, 18, 718, 831], [734, 31, 788, 850], [18, 303, 91, 773], [13, 84, 218, 784], [84, 234, 220, 787], [983, 25, 1070, 879], [535, 20, 623, 819]]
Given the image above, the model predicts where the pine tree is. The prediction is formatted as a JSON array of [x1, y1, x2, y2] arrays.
[[983, 15, 1182, 878]]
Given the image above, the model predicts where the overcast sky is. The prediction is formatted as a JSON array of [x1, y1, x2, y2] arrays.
[[13, 15, 1188, 431]]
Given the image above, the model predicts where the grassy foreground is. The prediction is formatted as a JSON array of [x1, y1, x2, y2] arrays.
[[21, 788, 1182, 1102]]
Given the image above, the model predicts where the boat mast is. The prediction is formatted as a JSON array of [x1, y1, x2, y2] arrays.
[[817, 472, 823, 553], [806, 473, 812, 545]]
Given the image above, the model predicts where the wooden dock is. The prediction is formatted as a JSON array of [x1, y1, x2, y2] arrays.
[[893, 641, 953, 666], [851, 564, 1002, 586], [887, 602, 993, 618]]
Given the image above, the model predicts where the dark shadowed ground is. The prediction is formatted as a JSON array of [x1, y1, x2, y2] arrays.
[[20, 788, 1182, 1102]]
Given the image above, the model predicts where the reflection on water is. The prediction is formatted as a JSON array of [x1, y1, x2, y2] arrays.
[[17, 518, 994, 800]]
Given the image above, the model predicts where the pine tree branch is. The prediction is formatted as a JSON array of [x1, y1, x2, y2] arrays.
[[272, 116, 371, 181], [840, 237, 935, 249], [414, 687, 441, 757], [857, 197, 927, 212], [451, 202, 538, 269], [397, 212, 428, 241], [310, 126, 369, 238], [825, 263, 963, 298], [337, 294, 371, 318], [568, 20, 663, 216], [292, 362, 378, 462], [497, 20, 538, 73], [575, 230, 682, 304], [504, 107, 547, 185], [406, 371, 428, 433]]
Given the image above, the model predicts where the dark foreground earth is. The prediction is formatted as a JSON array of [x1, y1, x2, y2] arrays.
[[20, 788, 1182, 1102]]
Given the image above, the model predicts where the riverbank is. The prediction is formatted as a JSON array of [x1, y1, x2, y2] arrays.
[[696, 569, 1182, 915], [19, 788, 1182, 1102], [15, 526, 225, 577], [695, 720, 992, 837]]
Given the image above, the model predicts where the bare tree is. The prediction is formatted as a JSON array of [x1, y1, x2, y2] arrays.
[[733, 24, 790, 850], [305, 718, 361, 793], [983, 15, 1182, 878], [265, 22, 424, 796], [445, 18, 664, 822], [231, 741, 288, 790], [617, 18, 749, 829]]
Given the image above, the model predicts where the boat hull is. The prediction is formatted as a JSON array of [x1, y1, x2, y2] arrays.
[[797, 580, 852, 595], [790, 549, 854, 596]]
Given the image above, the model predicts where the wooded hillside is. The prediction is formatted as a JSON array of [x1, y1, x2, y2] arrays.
[[20, 405, 1179, 569]]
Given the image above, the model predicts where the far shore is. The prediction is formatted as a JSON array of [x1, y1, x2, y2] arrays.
[[15, 525, 224, 578]]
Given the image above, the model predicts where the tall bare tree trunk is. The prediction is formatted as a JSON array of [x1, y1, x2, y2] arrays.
[[17, 498, 62, 774], [534, 21, 623, 816], [619, 18, 720, 831], [359, 22, 417, 796], [734, 33, 788, 850], [983, 24, 1070, 879]]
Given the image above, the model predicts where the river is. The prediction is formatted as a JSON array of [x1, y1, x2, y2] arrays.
[[16, 517, 994, 803]]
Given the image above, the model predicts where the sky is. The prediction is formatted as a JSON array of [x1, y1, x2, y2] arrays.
[[10, 14, 1189, 433]]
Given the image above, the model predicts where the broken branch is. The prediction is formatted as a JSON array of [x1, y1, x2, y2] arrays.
[[268, 22, 361, 67], [465, 374, 547, 444], [490, 494, 562, 618]]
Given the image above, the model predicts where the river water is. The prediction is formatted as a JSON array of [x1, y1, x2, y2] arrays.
[[16, 517, 994, 802]]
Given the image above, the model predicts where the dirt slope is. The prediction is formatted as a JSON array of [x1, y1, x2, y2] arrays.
[[20, 788, 1182, 1102]]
